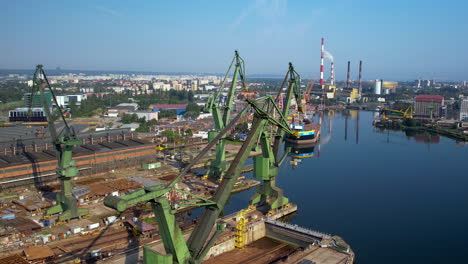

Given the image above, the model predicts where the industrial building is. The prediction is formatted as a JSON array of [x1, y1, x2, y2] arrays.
[[8, 93, 87, 122], [8, 107, 46, 122], [374, 79, 382, 95], [55, 94, 87, 107], [106, 103, 139, 117], [125, 110, 159, 121], [8, 92, 52, 122], [0, 128, 156, 189], [414, 94, 445, 119], [460, 96, 468, 121], [382, 81, 398, 94], [150, 104, 188, 115]]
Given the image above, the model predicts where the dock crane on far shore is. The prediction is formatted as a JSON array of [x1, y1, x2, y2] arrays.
[[202, 51, 247, 180], [303, 79, 315, 104], [381, 106, 414, 120], [29, 65, 88, 222]]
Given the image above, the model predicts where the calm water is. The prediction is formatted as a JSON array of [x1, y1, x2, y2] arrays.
[[225, 110, 468, 264]]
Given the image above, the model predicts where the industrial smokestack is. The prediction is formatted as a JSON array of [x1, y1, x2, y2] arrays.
[[320, 38, 326, 109], [346, 61, 351, 89], [358, 60, 362, 96], [320, 38, 324, 86], [330, 61, 335, 86]]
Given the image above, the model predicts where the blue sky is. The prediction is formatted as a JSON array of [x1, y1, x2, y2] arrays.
[[1, 0, 467, 80]]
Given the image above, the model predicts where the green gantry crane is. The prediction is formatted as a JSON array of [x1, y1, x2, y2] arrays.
[[250, 63, 304, 213], [104, 94, 294, 264], [202, 51, 247, 179], [30, 65, 88, 221]]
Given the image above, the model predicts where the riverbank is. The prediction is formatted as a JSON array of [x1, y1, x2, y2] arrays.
[[374, 119, 468, 141]]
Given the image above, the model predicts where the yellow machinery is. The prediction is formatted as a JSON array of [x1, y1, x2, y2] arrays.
[[235, 210, 247, 249], [235, 205, 255, 249], [382, 106, 413, 120], [156, 144, 165, 151]]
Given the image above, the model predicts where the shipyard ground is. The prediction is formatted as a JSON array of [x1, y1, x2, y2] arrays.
[[204, 237, 353, 264], [97, 205, 353, 264], [0, 141, 353, 264], [0, 143, 260, 260]]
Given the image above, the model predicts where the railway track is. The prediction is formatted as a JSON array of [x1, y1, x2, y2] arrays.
[[51, 229, 132, 263], [242, 243, 291, 263]]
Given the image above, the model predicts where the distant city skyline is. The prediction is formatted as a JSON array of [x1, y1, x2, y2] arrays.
[[1, 68, 463, 83], [1, 0, 467, 81]]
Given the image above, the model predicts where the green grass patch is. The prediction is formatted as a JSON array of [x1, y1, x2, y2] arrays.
[[225, 139, 243, 145], [142, 217, 157, 224], [0, 101, 23, 110], [40, 230, 51, 235]]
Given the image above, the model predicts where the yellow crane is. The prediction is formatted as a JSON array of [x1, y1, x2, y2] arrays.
[[381, 106, 413, 120]]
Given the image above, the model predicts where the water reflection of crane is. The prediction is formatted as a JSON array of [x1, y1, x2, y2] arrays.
[[316, 109, 333, 158], [345, 110, 348, 141], [356, 110, 360, 144]]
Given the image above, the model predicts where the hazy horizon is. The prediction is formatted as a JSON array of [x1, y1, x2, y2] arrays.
[[2, 0, 467, 81], [0, 67, 463, 82]]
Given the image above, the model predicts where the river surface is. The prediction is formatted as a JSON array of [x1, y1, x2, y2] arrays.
[[224, 110, 468, 264]]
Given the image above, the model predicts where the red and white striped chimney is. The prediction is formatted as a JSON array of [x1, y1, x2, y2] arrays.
[[320, 38, 324, 86]]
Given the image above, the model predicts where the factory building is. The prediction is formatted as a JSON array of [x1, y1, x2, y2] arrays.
[[460, 96, 468, 121], [150, 104, 188, 115], [127, 111, 159, 121], [106, 103, 139, 117], [374, 80, 382, 95], [414, 95, 444, 119], [8, 107, 47, 122], [55, 94, 87, 108], [382, 81, 398, 94], [8, 93, 87, 122], [0, 135, 156, 189]]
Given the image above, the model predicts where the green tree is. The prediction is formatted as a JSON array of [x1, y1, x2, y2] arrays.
[[135, 118, 157, 132], [121, 114, 130, 124], [138, 116, 146, 123], [188, 91, 194, 102], [121, 113, 139, 124], [69, 100, 79, 116], [184, 102, 201, 119], [162, 130, 180, 142], [135, 123, 149, 132], [159, 110, 177, 118], [185, 128, 193, 137]]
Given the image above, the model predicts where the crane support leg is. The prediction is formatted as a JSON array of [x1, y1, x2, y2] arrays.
[[250, 130, 289, 212], [206, 130, 227, 179], [150, 197, 191, 264], [250, 156, 288, 212], [46, 146, 88, 221], [187, 118, 267, 259]]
